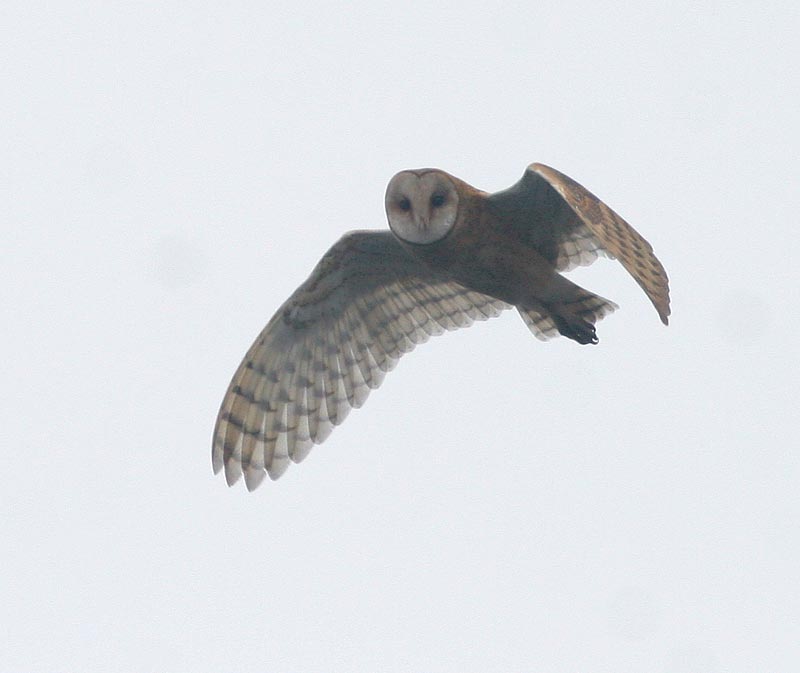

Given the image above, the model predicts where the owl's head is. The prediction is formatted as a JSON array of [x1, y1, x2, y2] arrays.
[[385, 170, 459, 245]]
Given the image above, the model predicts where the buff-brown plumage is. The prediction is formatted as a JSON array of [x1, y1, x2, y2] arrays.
[[527, 164, 670, 324], [213, 163, 670, 489]]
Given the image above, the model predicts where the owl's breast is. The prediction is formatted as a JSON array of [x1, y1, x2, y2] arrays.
[[407, 220, 553, 307]]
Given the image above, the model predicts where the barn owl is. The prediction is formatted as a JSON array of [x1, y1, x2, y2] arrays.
[[213, 163, 670, 490]]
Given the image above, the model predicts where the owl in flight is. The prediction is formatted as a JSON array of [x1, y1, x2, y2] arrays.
[[214, 163, 670, 490]]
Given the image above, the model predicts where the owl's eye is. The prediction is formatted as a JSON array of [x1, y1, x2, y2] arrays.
[[398, 197, 411, 212], [430, 193, 446, 208]]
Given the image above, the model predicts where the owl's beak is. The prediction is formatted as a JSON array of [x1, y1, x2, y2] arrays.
[[414, 214, 429, 232]]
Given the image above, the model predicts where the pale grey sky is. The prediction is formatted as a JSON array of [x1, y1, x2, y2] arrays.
[[2, 2, 799, 672]]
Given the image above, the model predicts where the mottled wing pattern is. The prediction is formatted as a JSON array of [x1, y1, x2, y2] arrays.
[[213, 231, 509, 490], [529, 164, 670, 324], [550, 220, 613, 271], [489, 168, 615, 273]]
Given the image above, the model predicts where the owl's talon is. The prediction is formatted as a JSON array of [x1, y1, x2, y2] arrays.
[[552, 314, 598, 345]]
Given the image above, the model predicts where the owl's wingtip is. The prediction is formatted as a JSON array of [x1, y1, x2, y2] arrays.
[[244, 467, 267, 491], [224, 460, 243, 487], [211, 431, 223, 471]]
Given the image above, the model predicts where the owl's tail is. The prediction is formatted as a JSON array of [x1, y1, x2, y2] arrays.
[[517, 281, 618, 345]]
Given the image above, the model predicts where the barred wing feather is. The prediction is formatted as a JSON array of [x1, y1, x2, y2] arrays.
[[212, 231, 509, 490]]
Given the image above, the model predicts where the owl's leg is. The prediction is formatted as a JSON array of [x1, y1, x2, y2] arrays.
[[519, 275, 617, 345], [550, 311, 599, 345], [516, 298, 596, 344], [547, 283, 618, 344]]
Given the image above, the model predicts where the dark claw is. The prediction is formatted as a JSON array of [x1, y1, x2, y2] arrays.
[[553, 315, 598, 345]]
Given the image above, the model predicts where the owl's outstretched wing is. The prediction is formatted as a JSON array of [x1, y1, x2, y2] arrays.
[[213, 230, 509, 490], [488, 163, 670, 325]]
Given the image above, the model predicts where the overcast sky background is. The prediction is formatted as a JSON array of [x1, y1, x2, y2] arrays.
[[3, 2, 799, 672]]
